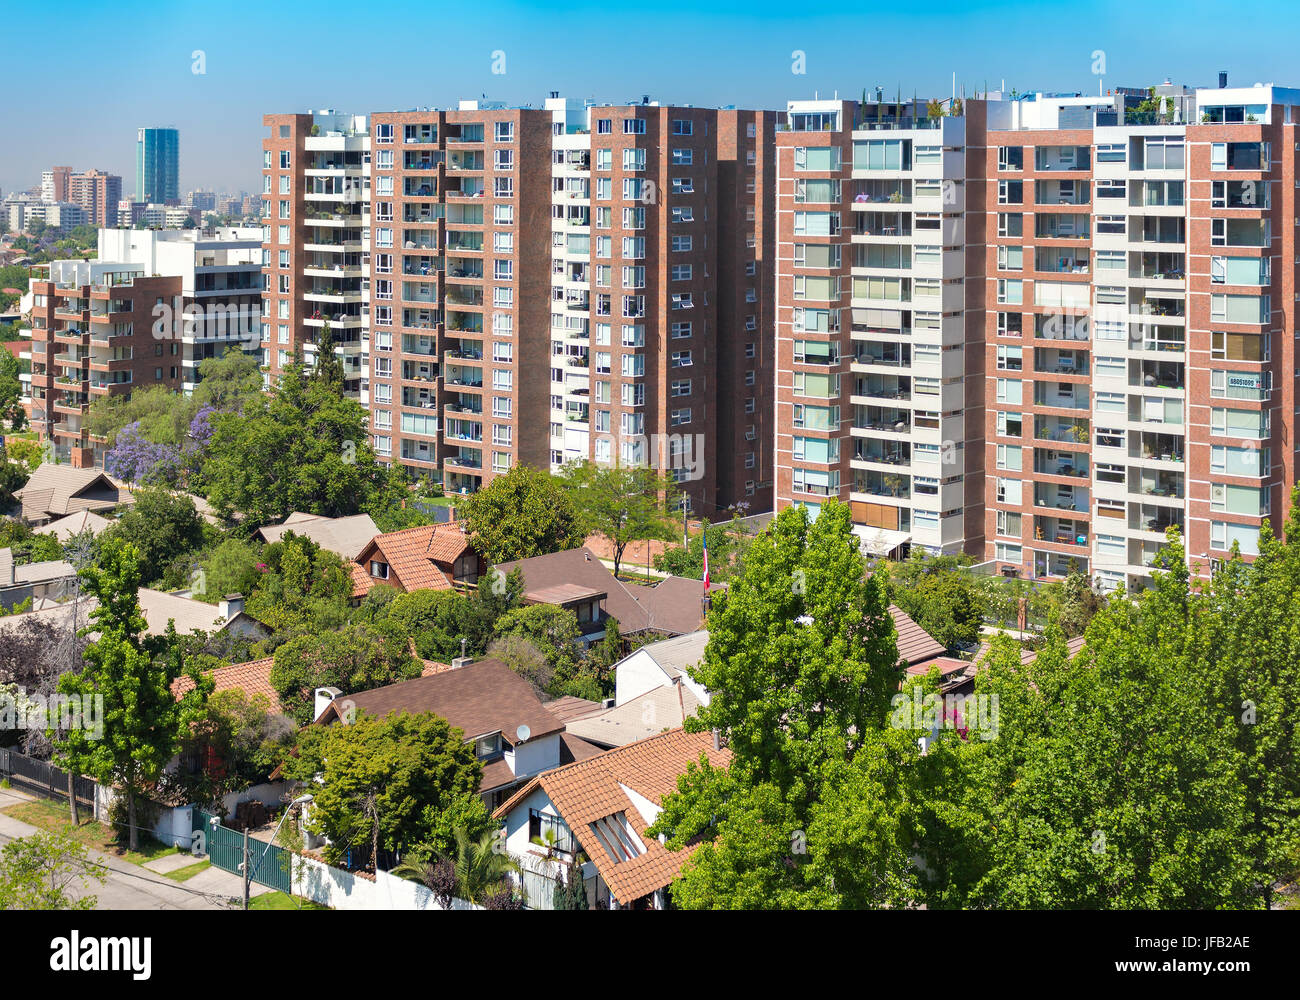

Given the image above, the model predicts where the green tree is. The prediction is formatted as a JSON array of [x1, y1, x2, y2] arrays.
[[490, 603, 585, 696], [654, 514, 754, 584], [102, 487, 207, 586], [0, 831, 106, 910], [561, 460, 677, 579], [85, 383, 195, 449], [270, 623, 421, 725], [886, 550, 987, 649], [244, 531, 353, 638], [203, 360, 383, 523], [457, 464, 584, 564], [364, 463, 434, 533], [191, 348, 264, 413], [190, 537, 262, 605], [648, 500, 914, 908], [53, 542, 197, 850], [0, 443, 30, 506], [286, 711, 489, 866], [0, 350, 25, 429]]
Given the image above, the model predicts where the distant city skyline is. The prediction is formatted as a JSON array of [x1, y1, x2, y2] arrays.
[[1, 0, 1297, 196]]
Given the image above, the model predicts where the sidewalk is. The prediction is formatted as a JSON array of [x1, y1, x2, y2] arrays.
[[0, 785, 246, 909]]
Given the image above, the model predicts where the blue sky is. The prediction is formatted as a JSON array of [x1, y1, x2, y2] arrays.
[[2, 0, 1295, 197]]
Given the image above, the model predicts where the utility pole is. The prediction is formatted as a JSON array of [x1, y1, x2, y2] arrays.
[[242, 826, 250, 911]]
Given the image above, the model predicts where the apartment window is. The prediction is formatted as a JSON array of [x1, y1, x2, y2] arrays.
[[671, 264, 692, 281], [671, 177, 694, 194], [670, 408, 692, 426], [494, 177, 514, 198], [671, 379, 691, 396], [997, 146, 1023, 171], [596, 119, 612, 134], [1096, 142, 1125, 163], [672, 119, 694, 136], [671, 322, 692, 339], [624, 118, 646, 134], [671, 206, 695, 223], [279, 150, 291, 169], [671, 350, 693, 367], [671, 148, 693, 165], [672, 235, 693, 252], [595, 149, 612, 171], [671, 292, 693, 310], [996, 279, 1023, 305], [997, 180, 1023, 205], [376, 124, 393, 143], [494, 121, 514, 142]]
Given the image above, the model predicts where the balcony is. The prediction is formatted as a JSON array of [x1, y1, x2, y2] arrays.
[[854, 212, 911, 238], [1133, 360, 1184, 391], [1033, 449, 1088, 479], [1130, 505, 1184, 535], [1034, 416, 1089, 445], [853, 342, 909, 367], [1033, 348, 1089, 377], [1033, 550, 1087, 579], [1131, 252, 1185, 281], [1032, 484, 1088, 514], [1034, 180, 1089, 206], [1034, 214, 1090, 240], [401, 387, 438, 409], [1034, 146, 1091, 171], [855, 374, 910, 402], [853, 469, 910, 499], [401, 360, 438, 383], [443, 364, 482, 389], [1035, 249, 1089, 275], [1130, 432, 1185, 465], [851, 180, 911, 206], [854, 405, 911, 434], [1033, 383, 1089, 410], [1033, 516, 1089, 548], [1131, 469, 1184, 500], [854, 440, 910, 466], [403, 256, 442, 277]]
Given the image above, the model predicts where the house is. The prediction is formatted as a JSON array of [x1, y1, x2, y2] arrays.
[[350, 522, 483, 599], [312, 658, 602, 808], [613, 629, 710, 707], [0, 548, 76, 610], [171, 656, 285, 714], [496, 547, 707, 641], [492, 728, 731, 909], [253, 512, 380, 561], [890, 604, 948, 667], [12, 464, 133, 526], [0, 590, 269, 642], [35, 509, 112, 541], [562, 683, 705, 750]]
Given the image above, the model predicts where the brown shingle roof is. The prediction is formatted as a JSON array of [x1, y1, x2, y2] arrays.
[[493, 729, 730, 905], [543, 695, 604, 725], [496, 547, 705, 636], [14, 465, 133, 523], [889, 604, 947, 665], [172, 657, 284, 713], [316, 658, 564, 747]]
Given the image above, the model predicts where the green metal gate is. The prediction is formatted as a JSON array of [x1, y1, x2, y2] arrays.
[[191, 807, 294, 894]]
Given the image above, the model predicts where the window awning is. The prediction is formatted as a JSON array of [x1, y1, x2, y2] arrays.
[[852, 526, 912, 556]]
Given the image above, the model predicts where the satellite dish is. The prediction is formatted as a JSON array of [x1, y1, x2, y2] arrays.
[[516, 725, 531, 743]]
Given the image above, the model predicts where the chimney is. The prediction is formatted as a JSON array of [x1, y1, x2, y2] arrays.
[[219, 593, 244, 619], [451, 656, 472, 670], [1219, 71, 1228, 89], [711, 728, 721, 750], [314, 686, 341, 721]]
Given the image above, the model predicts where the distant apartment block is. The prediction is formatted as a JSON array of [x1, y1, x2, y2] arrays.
[[67, 169, 123, 227], [773, 77, 1299, 590], [136, 127, 180, 204], [20, 228, 261, 466], [262, 98, 776, 516]]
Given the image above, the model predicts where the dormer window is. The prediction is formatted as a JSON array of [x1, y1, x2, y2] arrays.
[[474, 732, 502, 760], [370, 560, 389, 579]]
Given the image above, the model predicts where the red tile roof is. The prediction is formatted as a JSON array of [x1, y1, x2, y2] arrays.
[[351, 523, 476, 596], [171, 657, 284, 714]]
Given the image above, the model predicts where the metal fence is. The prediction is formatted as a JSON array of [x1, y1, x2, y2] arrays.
[[191, 807, 294, 894], [0, 747, 96, 809]]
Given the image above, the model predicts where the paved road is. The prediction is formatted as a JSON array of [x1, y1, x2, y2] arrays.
[[0, 787, 239, 910]]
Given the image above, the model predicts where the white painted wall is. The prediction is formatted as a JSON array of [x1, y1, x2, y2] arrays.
[[614, 648, 672, 705], [292, 854, 480, 910]]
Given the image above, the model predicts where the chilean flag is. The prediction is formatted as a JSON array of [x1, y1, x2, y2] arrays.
[[702, 528, 710, 591]]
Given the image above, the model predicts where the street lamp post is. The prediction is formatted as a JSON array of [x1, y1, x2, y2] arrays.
[[241, 793, 313, 910]]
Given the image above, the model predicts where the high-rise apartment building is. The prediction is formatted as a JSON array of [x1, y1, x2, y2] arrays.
[[775, 97, 972, 558], [136, 127, 180, 204], [20, 228, 261, 466], [773, 79, 1298, 590], [68, 169, 123, 226], [264, 97, 776, 516], [42, 166, 72, 204]]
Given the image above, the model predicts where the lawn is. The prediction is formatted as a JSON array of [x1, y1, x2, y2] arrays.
[[1, 798, 178, 867], [164, 859, 212, 882], [248, 891, 330, 911]]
